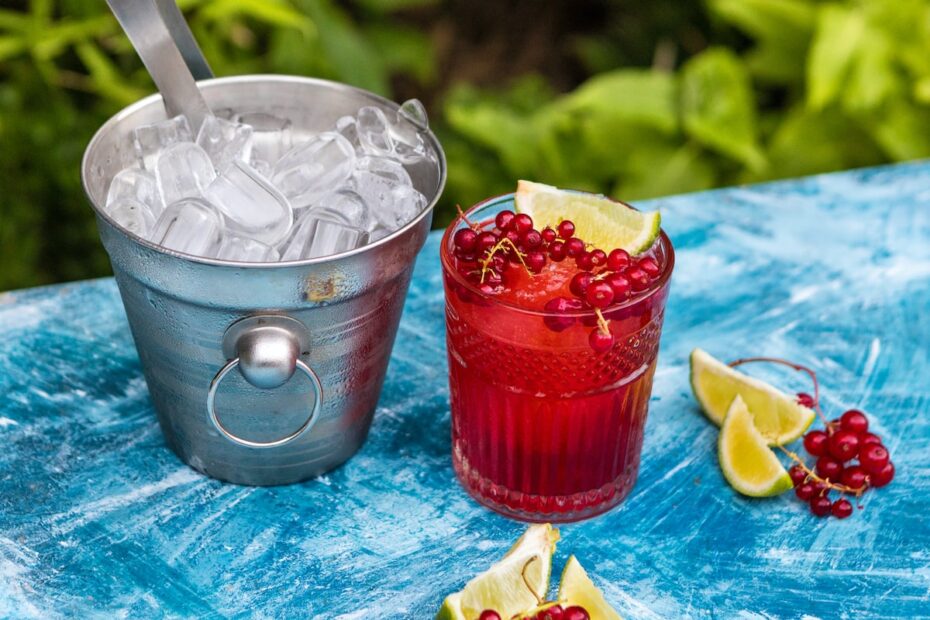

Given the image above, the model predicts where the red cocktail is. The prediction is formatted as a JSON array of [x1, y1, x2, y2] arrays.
[[440, 192, 674, 522]]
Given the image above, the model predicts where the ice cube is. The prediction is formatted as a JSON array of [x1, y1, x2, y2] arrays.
[[350, 156, 412, 227], [196, 115, 253, 173], [155, 142, 216, 206], [106, 198, 156, 237], [335, 115, 361, 150], [150, 197, 224, 256], [356, 105, 429, 164], [133, 115, 193, 170], [106, 168, 165, 217], [398, 98, 429, 130], [280, 215, 369, 261], [214, 235, 279, 262], [271, 132, 356, 207], [306, 189, 372, 230], [380, 184, 428, 230], [236, 111, 292, 166], [204, 160, 293, 246]]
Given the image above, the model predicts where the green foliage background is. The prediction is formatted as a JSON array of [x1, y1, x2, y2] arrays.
[[2, 0, 930, 290]]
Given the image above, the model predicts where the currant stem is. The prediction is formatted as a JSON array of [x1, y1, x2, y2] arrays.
[[777, 444, 867, 498], [727, 356, 830, 428], [520, 556, 544, 607], [479, 237, 530, 283], [594, 308, 610, 335], [455, 204, 479, 231]]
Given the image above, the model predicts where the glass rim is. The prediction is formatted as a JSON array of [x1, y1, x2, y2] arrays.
[[439, 191, 675, 318]]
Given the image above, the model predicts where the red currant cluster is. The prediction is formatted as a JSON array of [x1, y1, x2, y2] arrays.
[[451, 209, 662, 352], [478, 604, 590, 620], [788, 404, 895, 519]]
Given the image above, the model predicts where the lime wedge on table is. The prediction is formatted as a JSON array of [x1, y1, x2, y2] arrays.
[[514, 180, 660, 255], [557, 555, 623, 620], [437, 524, 559, 620], [718, 395, 794, 497], [690, 348, 815, 446]]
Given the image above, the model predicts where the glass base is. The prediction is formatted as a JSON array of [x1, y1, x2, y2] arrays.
[[453, 448, 638, 523]]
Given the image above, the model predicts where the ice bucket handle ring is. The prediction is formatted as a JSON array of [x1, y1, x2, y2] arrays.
[[206, 315, 322, 449]]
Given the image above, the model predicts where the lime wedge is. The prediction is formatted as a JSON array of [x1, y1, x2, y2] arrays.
[[718, 395, 794, 497], [557, 555, 623, 620], [437, 524, 559, 620], [514, 180, 660, 255], [690, 348, 815, 446]]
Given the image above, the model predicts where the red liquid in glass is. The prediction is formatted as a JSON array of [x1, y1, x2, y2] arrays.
[[441, 197, 673, 522]]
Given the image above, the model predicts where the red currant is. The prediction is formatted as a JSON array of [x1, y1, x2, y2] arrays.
[[565, 237, 585, 257], [789, 464, 807, 486], [816, 456, 843, 480], [563, 606, 590, 620], [859, 432, 882, 447], [585, 281, 614, 308], [589, 329, 614, 353], [504, 229, 521, 248], [520, 229, 543, 249], [512, 213, 533, 233], [796, 392, 815, 408], [606, 248, 630, 271], [841, 466, 868, 490], [476, 231, 497, 253], [453, 228, 478, 252], [543, 297, 578, 332], [576, 252, 594, 271], [625, 266, 650, 291], [569, 272, 593, 298], [810, 495, 832, 517], [479, 611, 502, 620], [795, 482, 815, 500], [803, 430, 828, 456], [526, 251, 546, 273], [589, 249, 607, 267], [541, 227, 557, 244], [859, 444, 889, 474], [495, 210, 515, 230], [827, 429, 860, 462], [638, 256, 660, 277], [548, 241, 566, 261], [539, 605, 563, 620], [557, 220, 575, 239], [832, 498, 853, 519], [604, 272, 631, 300], [869, 461, 895, 487], [839, 409, 869, 434]]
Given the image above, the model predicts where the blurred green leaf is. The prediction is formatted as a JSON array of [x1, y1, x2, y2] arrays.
[[708, 0, 815, 83], [614, 143, 717, 201], [0, 36, 27, 61], [74, 41, 147, 105], [296, 0, 388, 94], [681, 47, 765, 169], [807, 4, 866, 109], [200, 0, 314, 34], [354, 0, 439, 12], [561, 69, 678, 134], [867, 100, 930, 160], [752, 105, 885, 181], [365, 23, 435, 84], [842, 26, 901, 112]]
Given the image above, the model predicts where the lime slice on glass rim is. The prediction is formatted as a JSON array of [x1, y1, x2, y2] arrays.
[[557, 555, 623, 620], [436, 524, 559, 620], [718, 394, 794, 497], [514, 180, 661, 255], [690, 348, 815, 446]]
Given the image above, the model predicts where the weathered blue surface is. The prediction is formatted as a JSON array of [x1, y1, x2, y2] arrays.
[[2, 163, 929, 619]]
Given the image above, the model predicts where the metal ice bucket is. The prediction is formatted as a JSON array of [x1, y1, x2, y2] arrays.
[[81, 75, 446, 485]]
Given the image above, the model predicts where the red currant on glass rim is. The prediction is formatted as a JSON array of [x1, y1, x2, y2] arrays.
[[563, 606, 590, 620], [478, 610, 501, 620], [495, 210, 515, 230], [557, 220, 575, 239]]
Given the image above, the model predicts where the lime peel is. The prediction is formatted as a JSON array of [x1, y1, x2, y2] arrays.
[[690, 348, 815, 446], [718, 394, 794, 497], [514, 180, 661, 255]]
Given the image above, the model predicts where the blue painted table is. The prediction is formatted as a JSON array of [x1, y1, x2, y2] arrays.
[[2, 163, 929, 619]]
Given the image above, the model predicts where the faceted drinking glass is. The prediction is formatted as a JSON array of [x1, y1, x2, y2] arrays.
[[440, 193, 674, 522]]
